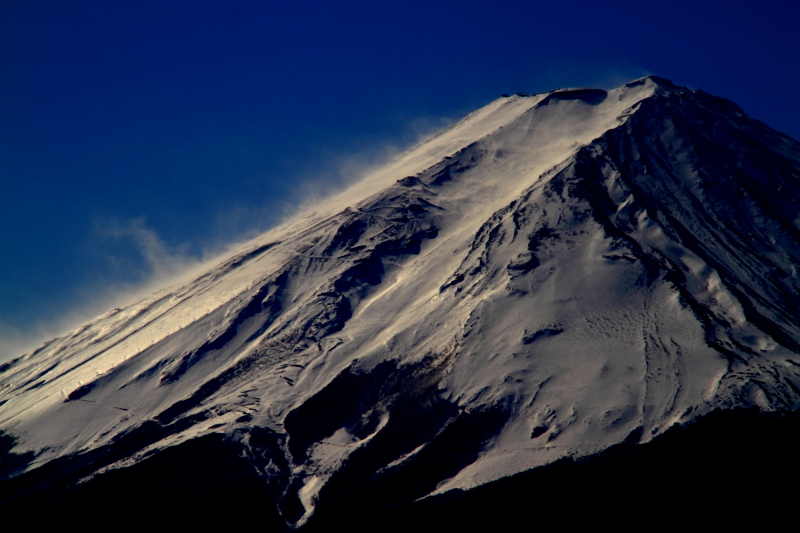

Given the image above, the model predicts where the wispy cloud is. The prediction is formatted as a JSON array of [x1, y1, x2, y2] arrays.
[[0, 113, 457, 363], [95, 217, 202, 280], [0, 218, 213, 362]]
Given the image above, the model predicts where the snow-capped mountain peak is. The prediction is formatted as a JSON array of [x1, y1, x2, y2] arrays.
[[2, 76, 799, 529]]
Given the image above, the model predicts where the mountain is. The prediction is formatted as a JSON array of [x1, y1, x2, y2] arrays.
[[2, 76, 800, 529]]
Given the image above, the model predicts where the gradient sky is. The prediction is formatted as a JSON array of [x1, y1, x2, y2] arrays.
[[1, 0, 799, 358]]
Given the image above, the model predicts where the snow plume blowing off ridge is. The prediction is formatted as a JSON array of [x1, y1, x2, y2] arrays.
[[1, 76, 800, 530], [0, 116, 455, 365], [0, 219, 207, 363]]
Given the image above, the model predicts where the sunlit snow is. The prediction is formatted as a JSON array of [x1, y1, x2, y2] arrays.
[[2, 76, 800, 526]]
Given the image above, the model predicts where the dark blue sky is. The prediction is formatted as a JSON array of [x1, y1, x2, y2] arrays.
[[1, 0, 799, 357]]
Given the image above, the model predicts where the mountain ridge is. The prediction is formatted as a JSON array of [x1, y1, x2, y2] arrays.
[[2, 76, 799, 528]]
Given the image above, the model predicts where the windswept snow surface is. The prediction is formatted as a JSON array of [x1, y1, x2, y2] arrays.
[[2, 77, 800, 527]]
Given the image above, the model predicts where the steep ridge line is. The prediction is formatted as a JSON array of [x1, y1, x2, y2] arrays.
[[1, 76, 799, 529]]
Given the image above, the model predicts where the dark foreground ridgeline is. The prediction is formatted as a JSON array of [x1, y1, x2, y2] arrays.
[[2, 408, 797, 531]]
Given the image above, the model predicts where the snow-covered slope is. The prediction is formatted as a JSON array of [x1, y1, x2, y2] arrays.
[[2, 76, 800, 528]]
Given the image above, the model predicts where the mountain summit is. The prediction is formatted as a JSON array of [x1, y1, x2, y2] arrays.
[[2, 76, 800, 529]]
